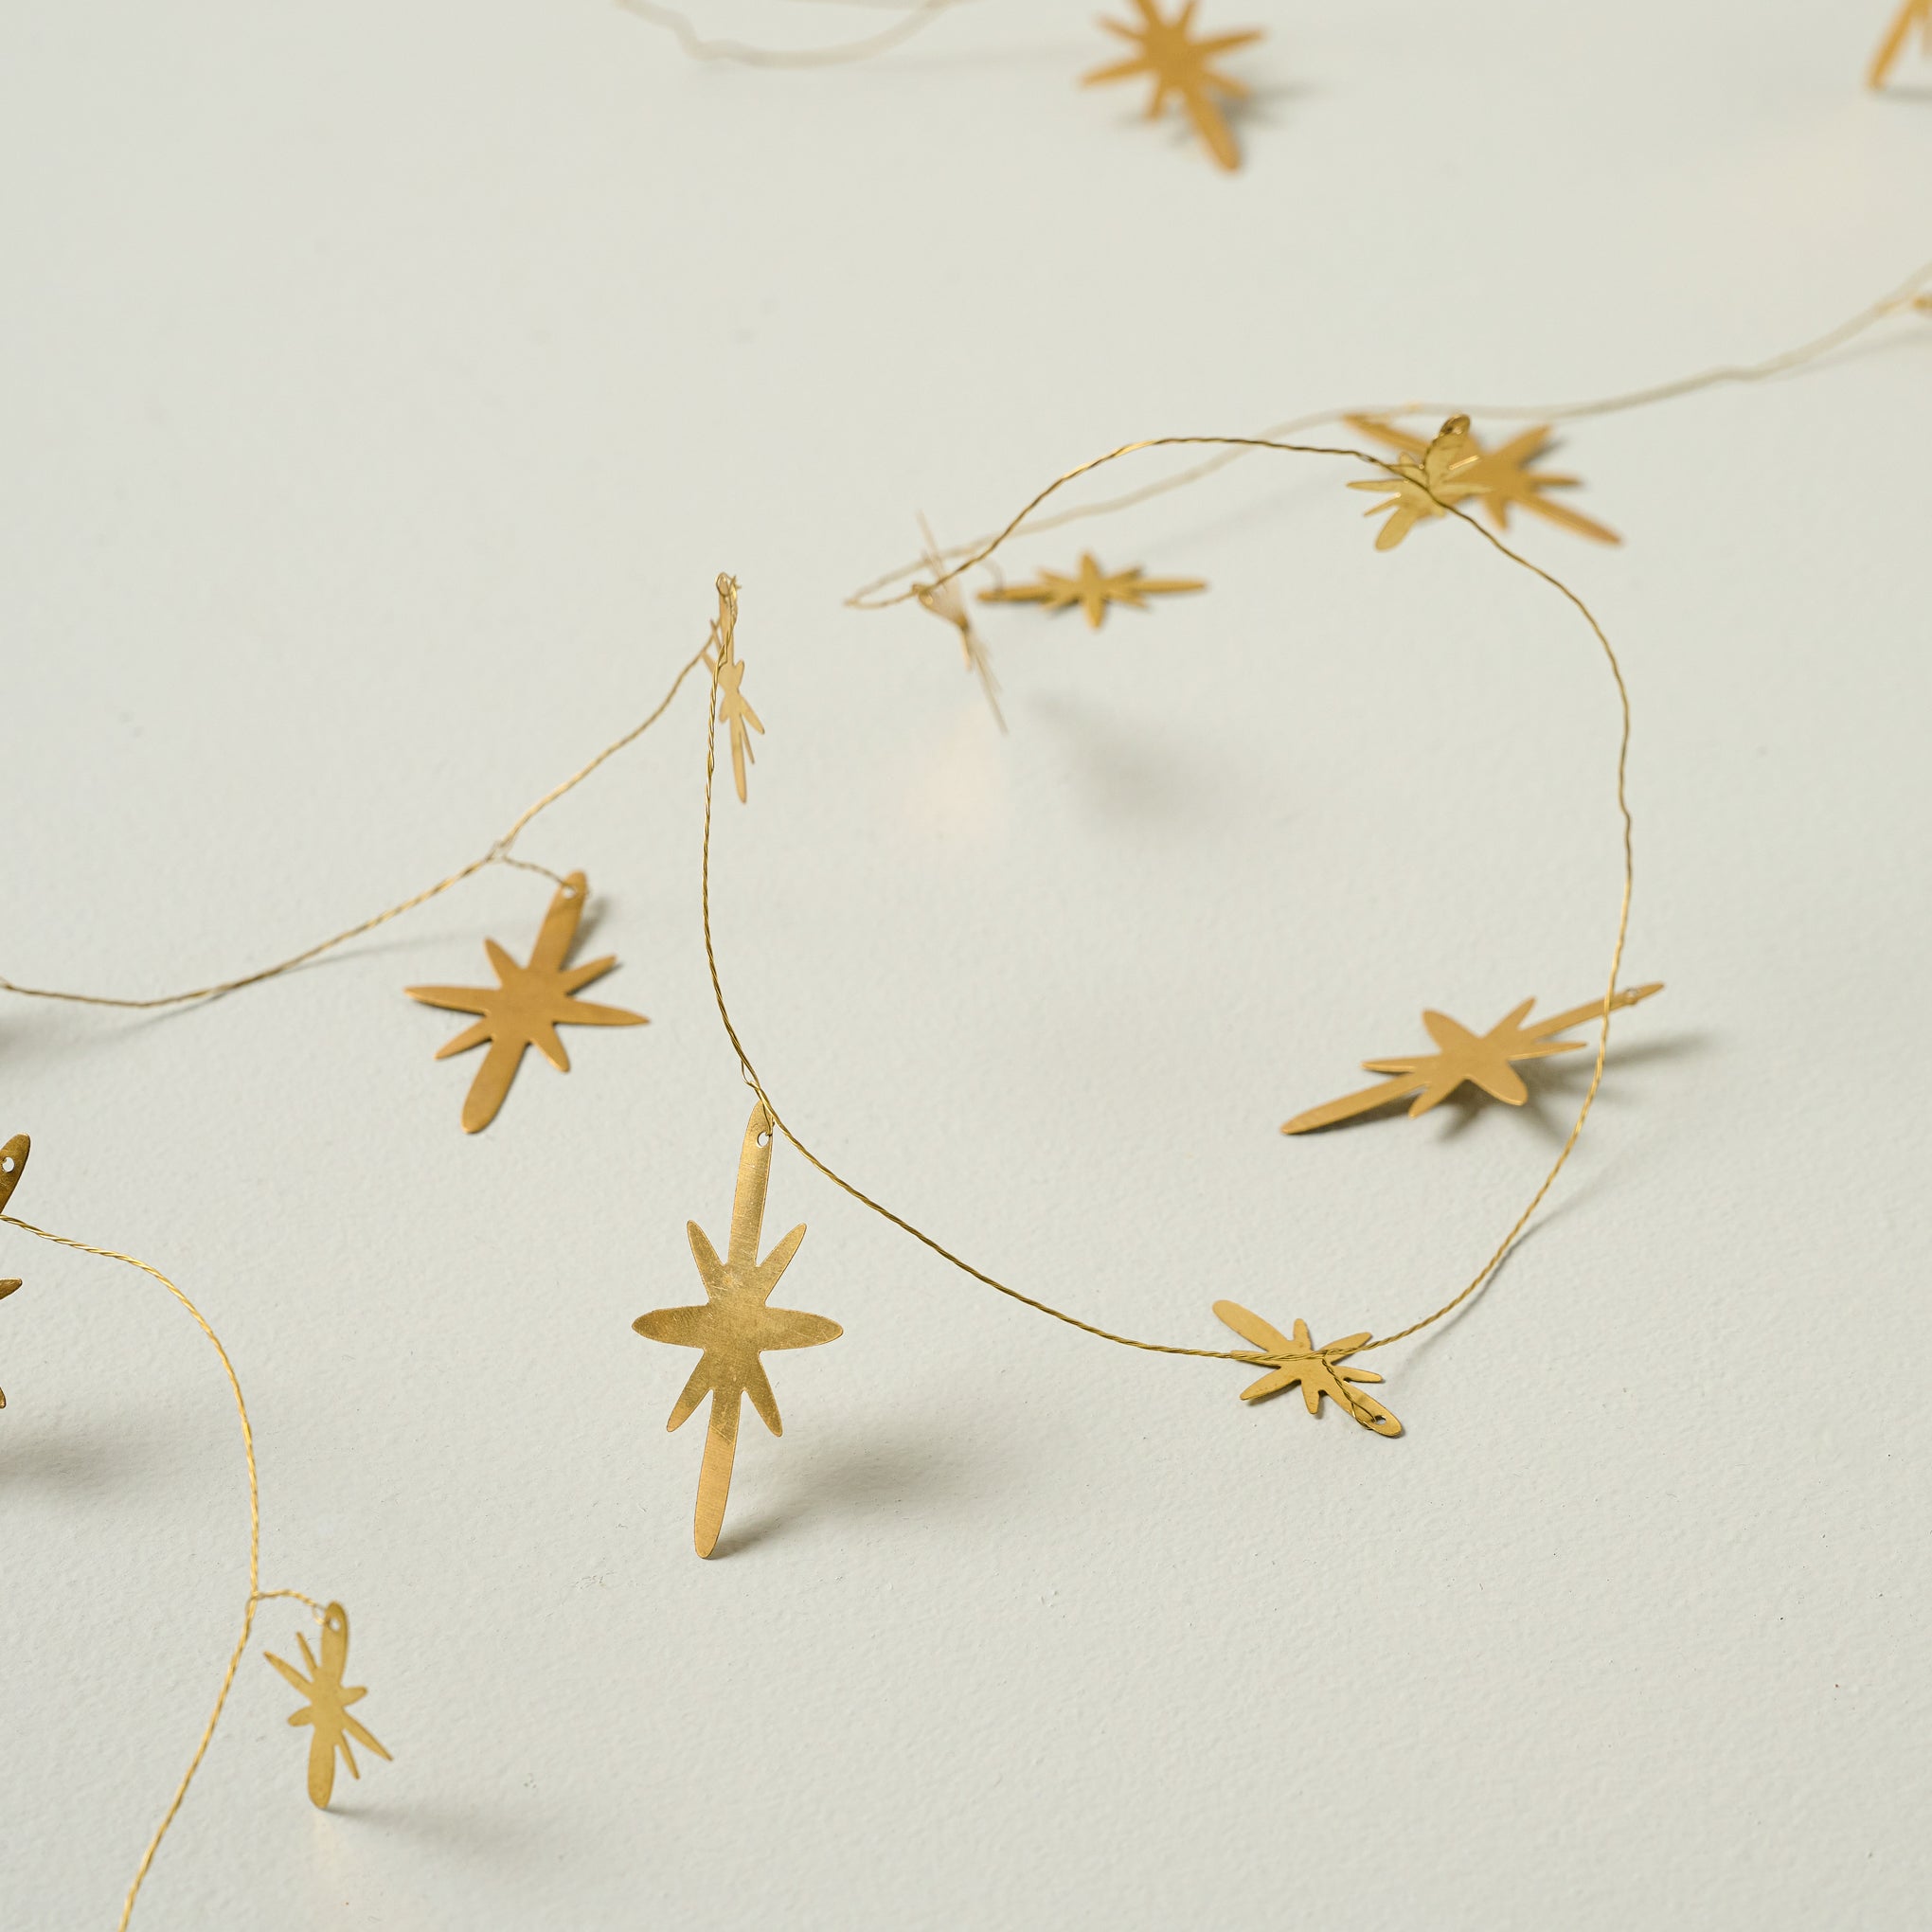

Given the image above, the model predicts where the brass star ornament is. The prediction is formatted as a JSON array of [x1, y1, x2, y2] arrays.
[[1213, 1303, 1401, 1436], [916, 517, 1005, 729], [977, 552, 1207, 629], [263, 1601, 392, 1809], [1084, 0, 1263, 171], [634, 1103, 842, 1558], [1348, 417, 1620, 546], [405, 872, 647, 1132], [1870, 0, 1932, 85], [1346, 415, 1481, 550], [710, 573, 765, 804], [1281, 983, 1664, 1135], [0, 1134, 28, 1409]]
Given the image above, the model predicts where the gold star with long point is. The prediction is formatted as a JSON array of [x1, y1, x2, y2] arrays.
[[1212, 1303, 1401, 1436], [977, 552, 1207, 629], [405, 871, 646, 1133], [634, 1102, 842, 1559], [1346, 415, 1481, 550], [915, 517, 1005, 730], [1083, 0, 1263, 171], [1281, 983, 1664, 1135], [263, 1601, 392, 1809], [710, 573, 764, 804], [1349, 416, 1620, 546], [1870, 0, 1931, 85], [0, 1134, 28, 1410]]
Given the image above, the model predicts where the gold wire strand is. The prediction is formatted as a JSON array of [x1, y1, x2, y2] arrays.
[[614, 0, 977, 68], [0, 1212, 318, 1929], [709, 432, 1637, 1362], [846, 251, 1932, 604], [0, 636, 715, 1013]]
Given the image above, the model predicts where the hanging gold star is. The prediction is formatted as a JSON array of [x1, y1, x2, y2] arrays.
[[977, 552, 1207, 629], [915, 517, 1005, 730], [1083, 0, 1263, 171], [709, 573, 765, 804], [1281, 983, 1664, 1135], [1213, 1303, 1401, 1436], [263, 1601, 392, 1810], [1349, 417, 1620, 546], [405, 872, 647, 1133], [0, 1134, 27, 1410], [1870, 0, 1932, 85], [1346, 415, 1481, 550], [634, 1102, 842, 1558]]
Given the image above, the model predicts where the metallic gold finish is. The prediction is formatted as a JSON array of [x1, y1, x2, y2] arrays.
[[634, 1103, 842, 1558], [0, 1135, 28, 1406], [1870, 0, 1931, 85], [1281, 985, 1664, 1135], [709, 574, 764, 804], [406, 872, 646, 1133], [264, 1602, 391, 1810], [1346, 416, 1482, 549], [977, 552, 1206, 628], [1348, 417, 1621, 546], [1083, 0, 1263, 172], [1213, 1305, 1401, 1435], [916, 517, 1004, 729]]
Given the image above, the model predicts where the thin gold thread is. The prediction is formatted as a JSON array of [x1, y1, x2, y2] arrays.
[[0, 1212, 321, 1928], [847, 252, 1932, 603], [0, 636, 715, 1013], [614, 0, 977, 68], [706, 430, 1636, 1360]]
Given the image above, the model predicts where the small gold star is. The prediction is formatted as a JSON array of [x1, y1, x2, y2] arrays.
[[263, 1601, 392, 1810], [634, 1103, 842, 1558], [915, 517, 1005, 730], [710, 573, 765, 804], [405, 872, 646, 1133], [1870, 0, 1932, 85], [1346, 416, 1481, 550], [1349, 417, 1620, 546], [977, 552, 1207, 629], [1212, 1304, 1401, 1436], [1083, 0, 1264, 171], [1280, 984, 1664, 1135], [0, 1133, 27, 1410]]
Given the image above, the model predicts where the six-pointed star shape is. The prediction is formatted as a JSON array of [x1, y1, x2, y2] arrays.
[[1213, 1303, 1402, 1436], [1281, 983, 1664, 1135], [263, 1601, 392, 1810], [978, 552, 1206, 629], [1346, 415, 1481, 550], [405, 871, 646, 1133], [634, 1103, 842, 1558], [1083, 0, 1263, 171], [1349, 416, 1620, 546]]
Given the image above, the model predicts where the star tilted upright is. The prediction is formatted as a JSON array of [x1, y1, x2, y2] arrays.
[[405, 872, 646, 1132], [1083, 0, 1263, 172], [634, 1103, 842, 1558], [1281, 984, 1664, 1134], [263, 1601, 392, 1810]]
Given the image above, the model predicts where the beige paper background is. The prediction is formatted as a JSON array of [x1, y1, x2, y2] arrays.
[[2, 2, 1928, 1925]]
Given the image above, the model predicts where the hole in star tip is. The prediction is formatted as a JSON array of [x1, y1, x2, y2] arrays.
[[756, 1131, 772, 1147], [2, 1157, 13, 1172]]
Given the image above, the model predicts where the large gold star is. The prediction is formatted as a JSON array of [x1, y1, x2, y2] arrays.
[[1083, 0, 1263, 172], [405, 872, 646, 1133], [634, 1103, 842, 1558], [977, 552, 1207, 629], [0, 1134, 28, 1410], [1870, 0, 1932, 86], [1280, 983, 1664, 1135], [1212, 1303, 1401, 1436], [1349, 417, 1620, 546], [263, 1601, 392, 1810], [1346, 416, 1481, 550]]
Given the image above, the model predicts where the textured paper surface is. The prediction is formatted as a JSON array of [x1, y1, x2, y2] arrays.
[[1, 2, 1927, 1926]]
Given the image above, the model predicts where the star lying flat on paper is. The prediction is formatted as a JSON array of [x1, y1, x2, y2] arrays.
[[916, 518, 1005, 730], [405, 871, 646, 1133], [263, 1601, 391, 1810], [634, 1103, 841, 1558], [1281, 983, 1664, 1135], [710, 573, 764, 804], [1084, 0, 1263, 171], [0, 1134, 27, 1410], [977, 553, 1207, 629], [1346, 415, 1481, 550], [1870, 0, 1932, 85], [1349, 417, 1620, 546], [1212, 1303, 1401, 1436]]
